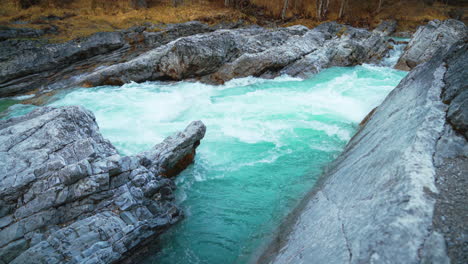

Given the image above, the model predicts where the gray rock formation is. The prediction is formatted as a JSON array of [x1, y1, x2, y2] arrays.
[[373, 19, 398, 36], [258, 42, 467, 264], [0, 106, 206, 263], [0, 26, 57, 41], [0, 21, 215, 97], [0, 21, 398, 98], [396, 19, 467, 71], [79, 22, 392, 87]]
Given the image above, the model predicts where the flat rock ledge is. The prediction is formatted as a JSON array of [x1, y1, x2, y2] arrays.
[[259, 41, 467, 263], [0, 106, 206, 264]]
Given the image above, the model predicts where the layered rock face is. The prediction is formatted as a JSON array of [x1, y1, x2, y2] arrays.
[[80, 22, 392, 87], [0, 21, 217, 97], [396, 19, 467, 71], [0, 21, 394, 97], [259, 42, 467, 263], [0, 106, 206, 263]]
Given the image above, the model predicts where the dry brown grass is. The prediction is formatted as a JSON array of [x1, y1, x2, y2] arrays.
[[0, 0, 458, 42], [0, 0, 252, 42], [252, 0, 456, 32]]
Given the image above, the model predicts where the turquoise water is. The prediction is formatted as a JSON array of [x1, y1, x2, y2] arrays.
[[3, 63, 407, 263]]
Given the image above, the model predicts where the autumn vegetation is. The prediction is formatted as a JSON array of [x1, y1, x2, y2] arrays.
[[0, 0, 465, 41]]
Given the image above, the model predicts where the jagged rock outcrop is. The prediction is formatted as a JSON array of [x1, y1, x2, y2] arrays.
[[278, 23, 391, 78], [0, 21, 215, 97], [0, 21, 397, 98], [0, 26, 57, 41], [0, 106, 206, 264], [79, 22, 392, 87], [396, 19, 467, 71], [373, 20, 398, 36], [259, 42, 467, 264]]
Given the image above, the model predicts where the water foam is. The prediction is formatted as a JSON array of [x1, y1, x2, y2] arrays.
[[4, 57, 407, 264]]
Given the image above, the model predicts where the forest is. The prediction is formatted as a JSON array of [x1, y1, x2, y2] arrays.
[[10, 0, 467, 19], [0, 0, 466, 41]]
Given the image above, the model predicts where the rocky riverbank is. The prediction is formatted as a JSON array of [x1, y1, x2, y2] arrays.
[[0, 106, 206, 263], [0, 17, 466, 264], [258, 30, 467, 264], [0, 20, 398, 98]]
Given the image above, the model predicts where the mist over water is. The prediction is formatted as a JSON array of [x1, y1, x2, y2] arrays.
[[2, 43, 408, 264]]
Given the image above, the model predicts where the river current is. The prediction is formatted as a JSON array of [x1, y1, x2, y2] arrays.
[[1, 41, 408, 264]]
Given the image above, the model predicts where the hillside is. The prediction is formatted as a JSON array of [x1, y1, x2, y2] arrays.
[[0, 0, 466, 42]]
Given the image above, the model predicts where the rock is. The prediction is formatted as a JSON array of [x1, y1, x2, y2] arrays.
[[393, 31, 412, 38], [0, 21, 394, 98], [139, 121, 207, 177], [395, 19, 467, 71], [79, 22, 392, 87], [280, 24, 389, 78], [0, 106, 206, 263], [373, 20, 398, 36], [0, 26, 46, 41], [0, 32, 125, 97], [0, 21, 216, 97], [259, 42, 467, 264]]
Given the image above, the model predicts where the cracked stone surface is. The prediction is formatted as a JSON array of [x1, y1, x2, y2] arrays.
[[396, 19, 467, 71], [0, 21, 217, 97], [0, 106, 206, 264], [259, 41, 467, 264], [78, 21, 392, 87]]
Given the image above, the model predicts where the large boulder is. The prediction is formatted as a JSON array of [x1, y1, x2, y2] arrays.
[[259, 42, 467, 264], [0, 106, 206, 263], [395, 19, 467, 71]]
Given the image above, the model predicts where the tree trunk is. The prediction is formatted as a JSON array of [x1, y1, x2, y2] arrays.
[[281, 0, 290, 20], [377, 0, 384, 13], [324, 0, 329, 17], [339, 0, 348, 19], [316, 0, 322, 20], [172, 0, 181, 7], [317, 0, 330, 20]]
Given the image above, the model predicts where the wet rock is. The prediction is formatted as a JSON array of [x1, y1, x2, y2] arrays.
[[280, 24, 389, 78], [0, 21, 215, 97], [0, 31, 125, 97], [396, 19, 467, 70], [0, 106, 206, 263], [393, 31, 412, 38], [259, 42, 467, 264], [373, 20, 398, 36], [0, 21, 394, 98], [79, 22, 392, 87]]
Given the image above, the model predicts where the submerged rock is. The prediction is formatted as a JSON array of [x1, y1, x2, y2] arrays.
[[396, 19, 467, 71], [0, 106, 206, 263], [259, 42, 467, 263]]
